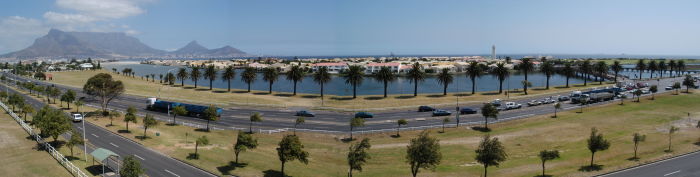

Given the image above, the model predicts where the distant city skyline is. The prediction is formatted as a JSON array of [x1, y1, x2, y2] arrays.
[[2, 0, 700, 56]]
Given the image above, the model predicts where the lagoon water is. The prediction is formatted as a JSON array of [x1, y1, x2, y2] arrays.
[[104, 62, 590, 96]]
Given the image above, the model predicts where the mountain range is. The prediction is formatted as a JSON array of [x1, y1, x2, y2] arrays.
[[1, 29, 247, 58]]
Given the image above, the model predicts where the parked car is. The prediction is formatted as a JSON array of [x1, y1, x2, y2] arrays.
[[505, 102, 522, 110], [640, 88, 650, 94], [459, 107, 477, 114], [527, 100, 542, 106], [295, 110, 316, 117], [418, 106, 435, 112], [665, 86, 673, 90], [558, 95, 570, 101], [542, 98, 556, 104], [72, 113, 83, 122], [491, 99, 502, 106], [355, 112, 374, 118], [432, 110, 452, 116]]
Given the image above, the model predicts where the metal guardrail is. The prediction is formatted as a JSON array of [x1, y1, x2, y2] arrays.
[[0, 101, 89, 177]]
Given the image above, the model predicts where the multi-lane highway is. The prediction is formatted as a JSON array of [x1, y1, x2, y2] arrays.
[[600, 150, 700, 177]]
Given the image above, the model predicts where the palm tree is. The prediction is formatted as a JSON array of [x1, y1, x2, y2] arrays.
[[374, 66, 397, 98], [286, 65, 306, 96], [562, 63, 575, 88], [405, 62, 426, 96], [204, 65, 217, 90], [466, 61, 484, 94], [436, 68, 453, 96], [594, 61, 608, 85], [176, 68, 188, 86], [658, 61, 667, 78], [221, 66, 236, 92], [313, 66, 332, 98], [647, 60, 657, 79], [635, 59, 646, 80], [343, 65, 364, 99], [241, 67, 257, 92], [676, 60, 686, 77], [539, 61, 555, 89], [517, 58, 534, 94], [611, 61, 623, 83], [668, 60, 677, 77], [262, 67, 279, 94], [580, 60, 592, 86], [190, 66, 201, 88], [492, 63, 509, 93]]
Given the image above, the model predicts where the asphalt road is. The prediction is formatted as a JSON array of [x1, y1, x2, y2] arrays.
[[0, 83, 216, 177], [600, 150, 700, 177]]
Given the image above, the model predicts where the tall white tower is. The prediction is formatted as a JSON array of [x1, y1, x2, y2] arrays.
[[491, 45, 496, 60]]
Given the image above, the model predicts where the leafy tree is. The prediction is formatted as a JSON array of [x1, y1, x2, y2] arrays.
[[349, 117, 365, 141], [171, 105, 187, 125], [649, 85, 658, 100], [34, 106, 72, 144], [83, 73, 124, 114], [66, 130, 84, 157], [406, 131, 441, 177], [475, 135, 508, 177], [540, 61, 555, 89], [204, 65, 218, 90], [466, 61, 485, 94], [553, 102, 561, 118], [682, 75, 695, 93], [343, 65, 365, 98], [166, 72, 176, 85], [406, 62, 426, 96], [176, 68, 189, 86], [287, 65, 306, 96], [313, 66, 332, 98], [60, 90, 76, 109], [277, 135, 309, 176], [635, 59, 646, 80], [347, 138, 371, 177], [441, 117, 450, 133], [619, 94, 627, 105], [396, 119, 407, 137], [375, 66, 397, 97], [610, 60, 623, 83], [142, 114, 158, 139], [190, 66, 201, 88], [108, 110, 121, 126], [203, 105, 220, 132], [594, 61, 608, 85], [21, 103, 34, 122], [124, 106, 138, 132], [74, 100, 84, 113], [672, 82, 682, 94], [294, 116, 305, 135], [492, 63, 509, 93], [517, 58, 535, 94], [121, 156, 144, 177], [49, 87, 61, 104], [249, 112, 262, 133], [8, 93, 24, 112], [262, 67, 279, 94], [221, 65, 236, 92], [481, 103, 499, 130], [234, 131, 258, 163], [193, 136, 209, 159], [667, 126, 680, 152], [538, 150, 560, 177], [632, 133, 646, 159], [587, 128, 610, 167], [435, 68, 453, 96], [633, 89, 643, 102], [241, 67, 257, 92]]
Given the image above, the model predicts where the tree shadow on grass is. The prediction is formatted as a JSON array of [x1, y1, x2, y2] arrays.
[[364, 96, 386, 100], [194, 128, 211, 132], [85, 165, 106, 176], [390, 134, 401, 138], [554, 86, 569, 89], [300, 95, 320, 99], [426, 94, 446, 98], [273, 93, 294, 97], [471, 126, 491, 132], [166, 123, 178, 126], [574, 84, 588, 87], [395, 95, 415, 99], [212, 90, 229, 93], [330, 97, 354, 101], [233, 90, 250, 93], [532, 88, 548, 91], [186, 153, 200, 160], [253, 92, 271, 95], [578, 164, 603, 172], [263, 170, 288, 177], [66, 156, 81, 161], [194, 88, 211, 91], [340, 137, 356, 143], [480, 92, 501, 96], [694, 141, 700, 146], [216, 161, 248, 175], [183, 86, 196, 89], [627, 157, 640, 161], [135, 135, 151, 141], [117, 130, 131, 134]]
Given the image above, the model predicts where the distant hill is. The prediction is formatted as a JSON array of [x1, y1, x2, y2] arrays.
[[2, 29, 247, 58]]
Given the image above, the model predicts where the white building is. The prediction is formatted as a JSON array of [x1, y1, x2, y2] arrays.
[[365, 62, 401, 73], [311, 62, 348, 73], [79, 63, 93, 69]]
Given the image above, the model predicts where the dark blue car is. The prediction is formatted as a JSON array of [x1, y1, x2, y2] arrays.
[[459, 107, 477, 114], [432, 110, 452, 116], [295, 110, 315, 117], [355, 112, 374, 118], [418, 106, 435, 112]]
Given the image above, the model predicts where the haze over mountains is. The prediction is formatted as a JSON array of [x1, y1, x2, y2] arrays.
[[1, 29, 247, 59]]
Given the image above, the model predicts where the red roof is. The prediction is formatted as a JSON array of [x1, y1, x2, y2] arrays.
[[367, 62, 400, 67], [312, 62, 347, 67]]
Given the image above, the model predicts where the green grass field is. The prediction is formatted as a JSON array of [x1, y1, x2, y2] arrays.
[[47, 70, 610, 110], [8, 80, 700, 177]]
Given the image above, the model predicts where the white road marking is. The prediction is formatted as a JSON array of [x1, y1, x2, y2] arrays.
[[164, 169, 180, 177], [91, 133, 98, 138], [133, 154, 145, 160], [109, 142, 119, 148], [664, 170, 681, 176]]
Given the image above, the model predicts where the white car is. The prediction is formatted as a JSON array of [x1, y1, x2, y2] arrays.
[[72, 114, 83, 122], [505, 102, 522, 110]]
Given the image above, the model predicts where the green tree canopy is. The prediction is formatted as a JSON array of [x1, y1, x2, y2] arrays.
[[277, 135, 309, 176], [406, 131, 441, 177]]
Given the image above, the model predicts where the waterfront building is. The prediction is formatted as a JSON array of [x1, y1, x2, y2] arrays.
[[311, 62, 348, 73], [365, 62, 401, 73]]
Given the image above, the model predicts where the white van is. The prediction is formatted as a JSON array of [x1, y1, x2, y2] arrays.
[[72, 114, 83, 122]]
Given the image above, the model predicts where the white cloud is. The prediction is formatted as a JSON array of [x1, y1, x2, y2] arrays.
[[43, 11, 98, 25], [0, 16, 49, 54], [55, 0, 145, 19]]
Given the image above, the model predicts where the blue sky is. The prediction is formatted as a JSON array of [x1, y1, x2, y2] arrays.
[[2, 0, 700, 56]]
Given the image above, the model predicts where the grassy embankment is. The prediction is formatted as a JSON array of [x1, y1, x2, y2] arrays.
[[0, 106, 99, 176], [47, 70, 610, 110], [7, 79, 700, 177]]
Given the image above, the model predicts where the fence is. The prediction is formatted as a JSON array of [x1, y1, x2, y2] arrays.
[[0, 101, 89, 177]]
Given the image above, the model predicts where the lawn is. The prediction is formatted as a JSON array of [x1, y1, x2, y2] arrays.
[[47, 70, 610, 110], [0, 111, 72, 177], [8, 80, 700, 177]]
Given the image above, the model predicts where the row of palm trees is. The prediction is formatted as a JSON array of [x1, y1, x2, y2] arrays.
[[156, 59, 689, 98], [634, 59, 688, 79]]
